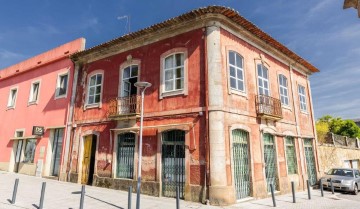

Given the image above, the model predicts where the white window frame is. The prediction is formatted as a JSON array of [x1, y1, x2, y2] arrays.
[[120, 64, 139, 97], [278, 74, 289, 107], [298, 85, 307, 112], [7, 87, 18, 109], [55, 70, 69, 99], [159, 48, 188, 99], [28, 80, 41, 105], [228, 51, 245, 93], [85, 70, 104, 109], [257, 64, 270, 96]]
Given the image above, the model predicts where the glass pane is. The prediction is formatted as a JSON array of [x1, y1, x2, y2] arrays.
[[165, 56, 173, 69], [258, 79, 263, 87], [230, 66, 236, 77], [95, 94, 100, 103], [285, 97, 289, 105], [235, 53, 242, 68], [124, 81, 130, 92], [165, 81, 173, 91], [176, 78, 183, 90], [131, 66, 138, 77], [265, 89, 269, 96], [88, 95, 94, 104], [229, 51, 235, 65], [237, 69, 243, 80], [175, 54, 184, 67], [123, 67, 130, 79], [165, 70, 174, 80], [237, 80, 244, 91], [96, 74, 102, 85], [263, 68, 268, 79], [96, 86, 101, 94], [284, 89, 288, 96], [90, 76, 96, 86], [89, 87, 95, 96], [176, 68, 183, 78], [264, 81, 268, 89], [257, 64, 262, 77], [230, 78, 236, 88]]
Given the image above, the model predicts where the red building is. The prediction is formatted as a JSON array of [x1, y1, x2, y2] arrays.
[[0, 38, 85, 178], [66, 6, 319, 205]]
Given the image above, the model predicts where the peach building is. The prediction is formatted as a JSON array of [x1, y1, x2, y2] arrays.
[[0, 38, 85, 178], [64, 6, 319, 205]]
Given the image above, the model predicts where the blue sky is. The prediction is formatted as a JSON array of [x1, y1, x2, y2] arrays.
[[0, 0, 359, 119]]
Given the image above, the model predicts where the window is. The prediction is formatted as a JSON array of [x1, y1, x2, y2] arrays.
[[23, 139, 36, 163], [29, 82, 40, 103], [7, 88, 18, 108], [55, 73, 69, 98], [228, 51, 245, 92], [285, 137, 297, 174], [122, 65, 138, 97], [278, 75, 289, 106], [257, 64, 270, 96], [117, 133, 135, 179], [164, 53, 184, 92], [87, 73, 103, 105], [298, 85, 307, 111]]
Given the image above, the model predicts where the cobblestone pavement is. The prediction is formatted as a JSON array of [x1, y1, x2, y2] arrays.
[[1, 171, 360, 209]]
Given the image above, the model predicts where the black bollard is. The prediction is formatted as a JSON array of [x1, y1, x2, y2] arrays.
[[330, 179, 334, 194], [291, 181, 296, 203], [11, 178, 19, 204], [79, 185, 85, 209], [39, 182, 46, 209], [176, 185, 180, 209], [128, 185, 132, 209], [270, 184, 276, 207], [320, 179, 324, 197], [307, 180, 311, 200]]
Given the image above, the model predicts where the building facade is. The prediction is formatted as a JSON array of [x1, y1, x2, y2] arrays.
[[64, 6, 320, 205], [0, 38, 85, 178]]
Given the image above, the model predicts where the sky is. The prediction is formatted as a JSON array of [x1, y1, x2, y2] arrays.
[[0, 0, 359, 119]]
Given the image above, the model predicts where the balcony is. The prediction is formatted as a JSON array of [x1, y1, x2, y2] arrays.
[[255, 95, 283, 120], [108, 95, 140, 120]]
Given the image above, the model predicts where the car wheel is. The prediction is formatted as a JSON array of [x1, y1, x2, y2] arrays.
[[353, 184, 358, 195]]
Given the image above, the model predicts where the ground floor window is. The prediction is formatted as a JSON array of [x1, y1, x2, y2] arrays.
[[285, 137, 297, 174], [23, 139, 36, 163], [117, 133, 135, 179]]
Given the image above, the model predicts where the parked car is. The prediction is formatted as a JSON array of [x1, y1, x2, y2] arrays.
[[320, 168, 360, 195]]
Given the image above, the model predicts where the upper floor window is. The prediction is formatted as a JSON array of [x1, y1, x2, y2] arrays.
[[228, 51, 245, 92], [257, 64, 269, 96], [87, 73, 103, 106], [122, 65, 138, 97], [55, 73, 69, 98], [298, 85, 307, 111], [164, 53, 184, 92], [278, 74, 289, 106], [29, 81, 40, 104], [7, 87, 18, 108]]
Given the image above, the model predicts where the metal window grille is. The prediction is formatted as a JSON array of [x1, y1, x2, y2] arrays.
[[117, 133, 135, 179], [285, 137, 297, 174], [162, 130, 185, 199], [263, 133, 278, 192], [232, 129, 251, 199], [304, 138, 317, 185]]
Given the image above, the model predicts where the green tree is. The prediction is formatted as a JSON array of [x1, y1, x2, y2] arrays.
[[316, 115, 360, 139]]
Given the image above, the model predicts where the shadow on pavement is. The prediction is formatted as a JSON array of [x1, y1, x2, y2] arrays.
[[85, 195, 124, 209], [249, 202, 273, 207], [32, 203, 39, 209]]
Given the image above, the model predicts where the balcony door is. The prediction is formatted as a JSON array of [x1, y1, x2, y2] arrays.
[[121, 65, 138, 97]]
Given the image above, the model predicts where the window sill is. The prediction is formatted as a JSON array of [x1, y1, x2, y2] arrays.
[[6, 106, 15, 110], [300, 110, 309, 115], [54, 94, 67, 100], [28, 101, 38, 106], [282, 105, 292, 111], [229, 89, 248, 99], [84, 103, 101, 110], [160, 89, 186, 99]]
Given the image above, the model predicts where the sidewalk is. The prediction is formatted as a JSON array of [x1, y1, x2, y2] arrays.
[[1, 171, 359, 209]]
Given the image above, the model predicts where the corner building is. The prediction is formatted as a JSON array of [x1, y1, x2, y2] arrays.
[[65, 6, 320, 205]]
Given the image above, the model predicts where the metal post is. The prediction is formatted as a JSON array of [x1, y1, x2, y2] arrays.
[[128, 185, 132, 209], [176, 185, 180, 209], [331, 179, 334, 194], [320, 179, 324, 197], [291, 181, 296, 203], [39, 182, 46, 209], [270, 184, 276, 207], [307, 180, 311, 200], [80, 185, 85, 209], [11, 178, 19, 204]]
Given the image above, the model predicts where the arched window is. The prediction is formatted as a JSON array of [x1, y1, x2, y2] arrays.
[[257, 64, 270, 96]]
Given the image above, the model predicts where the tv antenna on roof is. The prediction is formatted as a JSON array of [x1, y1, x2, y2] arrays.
[[117, 15, 131, 34]]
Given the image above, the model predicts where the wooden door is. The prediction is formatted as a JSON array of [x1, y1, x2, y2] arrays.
[[81, 135, 92, 184]]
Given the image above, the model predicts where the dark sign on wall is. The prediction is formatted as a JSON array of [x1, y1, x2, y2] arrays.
[[32, 126, 45, 136]]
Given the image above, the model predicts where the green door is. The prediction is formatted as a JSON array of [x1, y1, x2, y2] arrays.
[[304, 139, 317, 185], [263, 133, 278, 192], [162, 130, 185, 199], [232, 129, 251, 199], [117, 133, 135, 179]]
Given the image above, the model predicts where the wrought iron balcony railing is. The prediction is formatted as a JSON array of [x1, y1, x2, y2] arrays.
[[108, 95, 141, 118], [255, 95, 283, 120]]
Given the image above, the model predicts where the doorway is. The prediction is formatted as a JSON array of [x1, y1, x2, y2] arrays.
[[81, 135, 97, 185], [49, 128, 64, 176], [13, 139, 24, 173], [263, 133, 278, 193]]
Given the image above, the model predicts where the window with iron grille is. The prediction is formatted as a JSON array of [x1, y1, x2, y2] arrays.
[[285, 137, 297, 174], [298, 85, 307, 111], [117, 133, 135, 179], [278, 74, 289, 106]]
